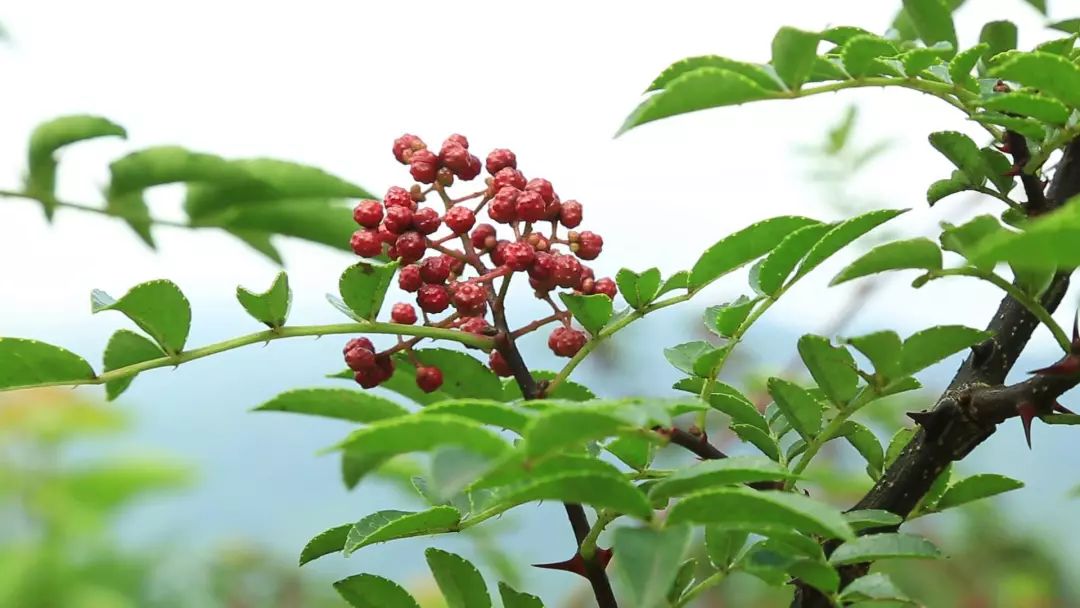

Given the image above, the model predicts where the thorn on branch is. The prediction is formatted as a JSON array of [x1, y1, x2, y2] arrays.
[[533, 548, 613, 579]]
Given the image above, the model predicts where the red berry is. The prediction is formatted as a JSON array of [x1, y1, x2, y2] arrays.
[[525, 178, 555, 203], [439, 143, 472, 174], [451, 281, 488, 316], [350, 229, 383, 258], [552, 254, 583, 288], [580, 277, 596, 294], [416, 365, 444, 393], [573, 231, 603, 260], [345, 346, 376, 371], [529, 275, 556, 293], [503, 241, 536, 272], [492, 167, 527, 191], [545, 199, 562, 222], [410, 149, 439, 184], [444, 206, 476, 235], [375, 354, 395, 381], [485, 148, 517, 175], [470, 223, 496, 251], [444, 253, 466, 275], [417, 284, 450, 313], [420, 256, 452, 284], [560, 200, 583, 228], [489, 351, 513, 377], [459, 316, 491, 335], [457, 154, 482, 180], [343, 337, 375, 356], [489, 187, 518, 223], [529, 251, 557, 281], [548, 326, 588, 357], [515, 190, 547, 222], [354, 367, 382, 388], [353, 200, 384, 228], [398, 264, 423, 292], [594, 277, 617, 299], [384, 205, 414, 234], [377, 224, 399, 245], [391, 302, 418, 324], [395, 231, 427, 264], [385, 186, 415, 210], [413, 207, 442, 234], [393, 134, 426, 164], [444, 134, 469, 149], [489, 240, 511, 266]]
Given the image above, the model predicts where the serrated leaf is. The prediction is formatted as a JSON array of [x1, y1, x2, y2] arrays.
[[649, 456, 794, 502], [767, 378, 825, 439], [1050, 19, 1080, 35], [840, 421, 885, 479], [794, 209, 907, 280], [656, 270, 690, 296], [523, 408, 626, 460], [606, 435, 654, 470], [253, 388, 407, 422], [991, 51, 1080, 108], [771, 27, 821, 90], [979, 21, 1017, 61], [26, 115, 126, 217], [421, 399, 531, 433], [334, 574, 420, 608], [486, 471, 653, 520], [619, 68, 780, 135], [948, 43, 988, 90], [690, 216, 822, 289], [981, 92, 1070, 125], [980, 147, 1015, 195], [971, 111, 1046, 141], [704, 383, 770, 432], [902, 0, 957, 55], [236, 271, 291, 328], [753, 223, 832, 295], [940, 214, 1008, 268], [338, 260, 398, 321], [936, 473, 1024, 510], [929, 131, 989, 185], [900, 325, 990, 375], [664, 341, 717, 376], [612, 525, 692, 608], [706, 526, 749, 570], [797, 335, 859, 405], [846, 330, 902, 380], [704, 296, 761, 338], [841, 35, 899, 78], [426, 549, 491, 608], [830, 533, 940, 565], [844, 509, 903, 532], [900, 44, 952, 74], [469, 452, 623, 492], [927, 173, 973, 205], [102, 329, 163, 400], [840, 573, 913, 603], [409, 349, 503, 401], [91, 280, 191, 354], [1036, 34, 1077, 56], [107, 146, 246, 197], [559, 292, 613, 335], [830, 238, 942, 286], [971, 196, 1080, 270], [299, 524, 350, 565], [498, 582, 543, 608], [731, 424, 782, 461], [502, 370, 595, 402], [216, 197, 355, 251], [616, 267, 662, 309], [343, 506, 461, 555], [667, 487, 854, 540], [647, 56, 782, 92], [885, 427, 916, 467]]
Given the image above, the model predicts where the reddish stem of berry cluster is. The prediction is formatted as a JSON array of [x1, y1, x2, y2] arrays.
[[343, 133, 618, 393]]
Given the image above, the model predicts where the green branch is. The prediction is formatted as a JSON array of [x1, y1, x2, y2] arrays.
[[0, 189, 193, 229]]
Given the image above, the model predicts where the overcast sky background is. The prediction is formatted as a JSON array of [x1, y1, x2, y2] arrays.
[[2, 0, 1078, 601]]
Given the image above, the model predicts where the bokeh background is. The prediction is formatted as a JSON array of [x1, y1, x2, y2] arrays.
[[1, 1, 1078, 606]]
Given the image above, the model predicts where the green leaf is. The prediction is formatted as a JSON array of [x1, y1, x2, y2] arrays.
[[979, 21, 1018, 60], [91, 280, 191, 354], [523, 408, 625, 460], [236, 271, 291, 328], [667, 487, 854, 540], [981, 92, 1070, 125], [797, 335, 859, 405], [612, 525, 692, 608], [1036, 34, 1077, 56], [844, 509, 903, 532], [25, 115, 126, 217], [667, 558, 698, 605], [559, 293, 613, 335], [605, 435, 654, 470], [830, 238, 942, 286], [618, 68, 780, 135], [254, 388, 407, 422], [846, 330, 902, 380], [841, 35, 899, 77], [334, 574, 420, 608], [822, 26, 876, 45], [690, 216, 822, 289], [927, 173, 973, 205], [498, 583, 544, 608], [107, 146, 245, 197], [794, 209, 907, 281], [840, 573, 913, 603], [656, 270, 690, 296], [767, 378, 824, 439], [338, 260, 398, 321], [900, 325, 990, 375], [469, 452, 623, 492], [649, 457, 795, 502], [704, 296, 761, 338], [616, 267, 662, 309], [731, 424, 781, 461], [487, 471, 653, 520], [902, 0, 957, 55], [299, 524, 350, 565], [940, 215, 1008, 268], [228, 228, 283, 264], [1043, 413, 1080, 425], [840, 421, 885, 479], [771, 27, 821, 90], [948, 43, 987, 90], [702, 383, 770, 432], [422, 399, 531, 434], [980, 147, 1015, 195], [885, 427, 916, 467], [971, 111, 1046, 141], [647, 56, 783, 92], [900, 44, 952, 74], [216, 198, 355, 251], [426, 548, 491, 608], [971, 197, 1080, 269], [664, 341, 716, 376], [753, 223, 832, 295], [936, 473, 1024, 510], [409, 349, 503, 401], [343, 507, 461, 555], [991, 51, 1080, 108], [1050, 19, 1080, 35], [829, 533, 940, 565], [705, 526, 749, 570], [334, 415, 510, 474], [929, 131, 990, 185], [102, 329, 164, 400], [503, 370, 595, 402]]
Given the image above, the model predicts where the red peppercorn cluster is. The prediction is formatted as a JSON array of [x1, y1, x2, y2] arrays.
[[344, 134, 618, 391]]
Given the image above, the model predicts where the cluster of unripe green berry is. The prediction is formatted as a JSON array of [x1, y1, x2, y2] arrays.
[[344, 134, 617, 392]]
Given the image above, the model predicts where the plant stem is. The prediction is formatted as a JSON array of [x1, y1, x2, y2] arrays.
[[578, 510, 619, 560], [2, 321, 493, 393], [673, 571, 726, 607], [0, 189, 192, 228]]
